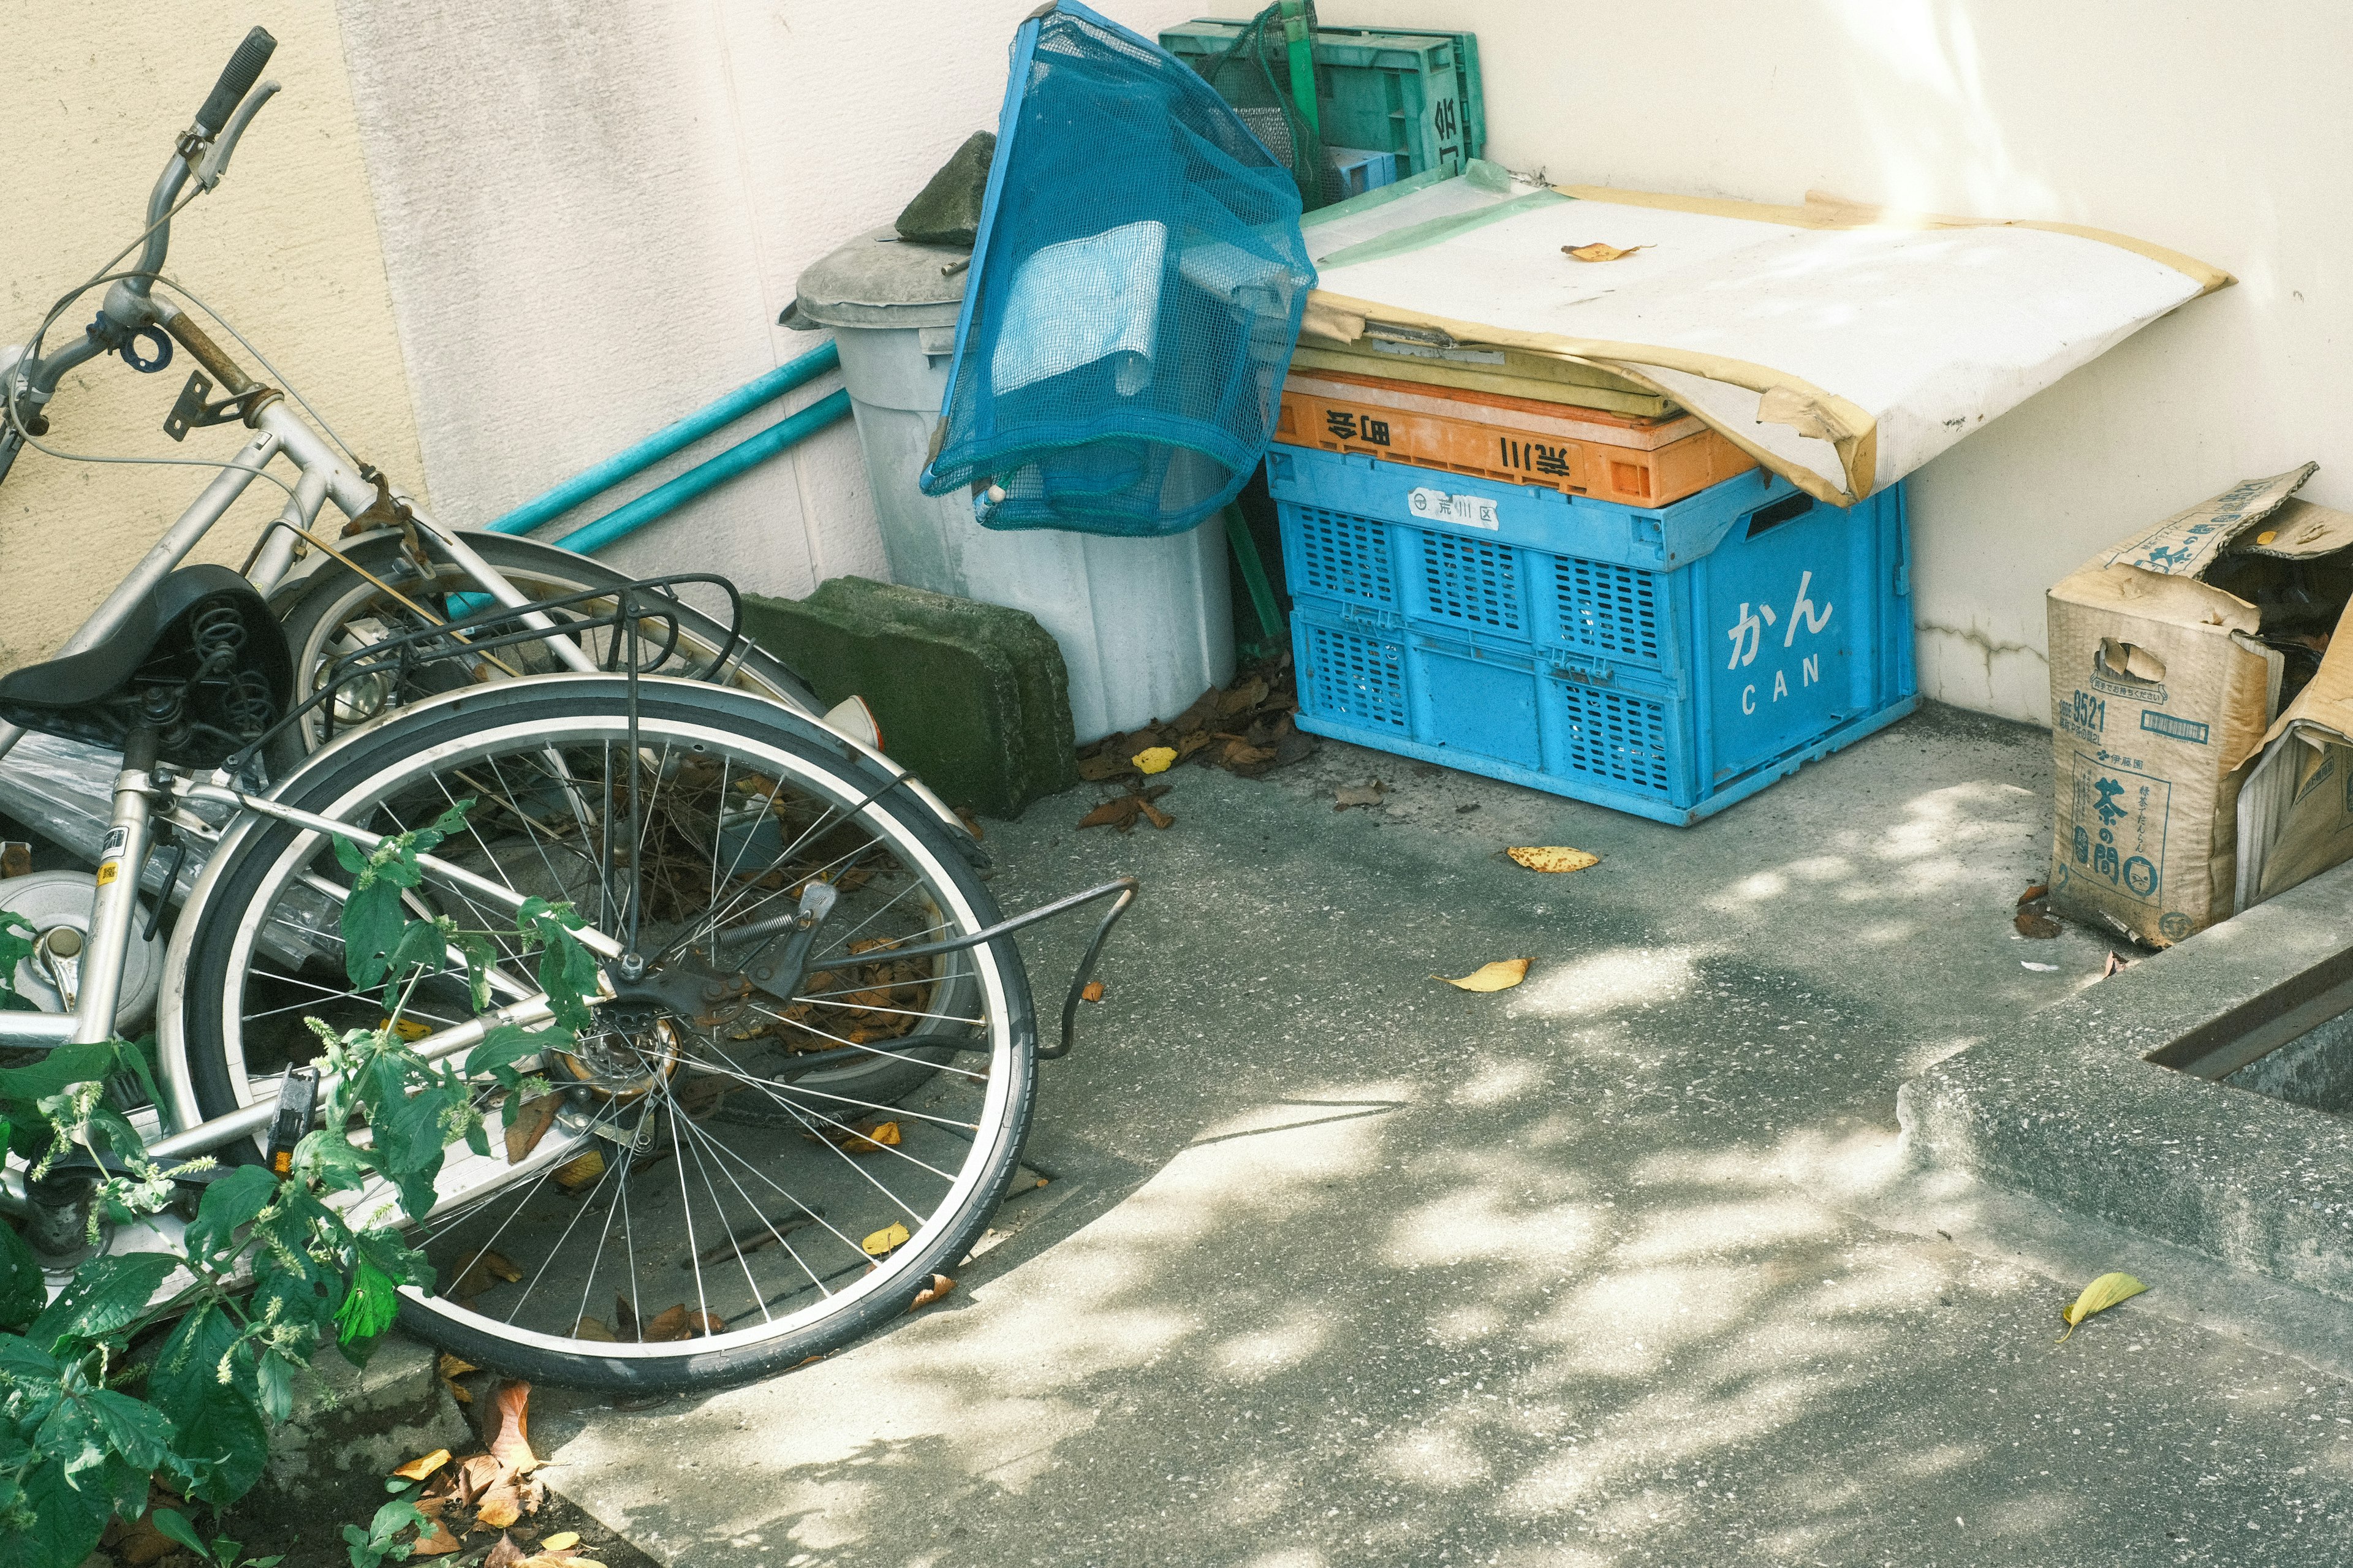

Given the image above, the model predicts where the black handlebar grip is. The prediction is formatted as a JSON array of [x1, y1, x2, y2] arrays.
[[194, 26, 277, 137]]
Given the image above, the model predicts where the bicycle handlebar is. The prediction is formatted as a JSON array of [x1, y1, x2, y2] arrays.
[[193, 27, 276, 138]]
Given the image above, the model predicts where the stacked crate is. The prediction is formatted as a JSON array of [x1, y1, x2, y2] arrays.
[[1267, 339, 1916, 824]]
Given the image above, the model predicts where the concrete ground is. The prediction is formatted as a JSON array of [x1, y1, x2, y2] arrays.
[[531, 703, 2353, 1566]]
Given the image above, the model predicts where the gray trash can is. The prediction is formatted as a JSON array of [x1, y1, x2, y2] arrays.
[[790, 228, 1233, 742]]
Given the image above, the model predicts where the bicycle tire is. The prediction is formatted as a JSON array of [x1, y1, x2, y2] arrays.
[[165, 675, 1036, 1392], [267, 530, 820, 775]]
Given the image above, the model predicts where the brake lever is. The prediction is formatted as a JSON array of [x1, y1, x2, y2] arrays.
[[193, 80, 279, 192]]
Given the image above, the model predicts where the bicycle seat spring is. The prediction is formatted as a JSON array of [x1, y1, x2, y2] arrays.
[[221, 669, 278, 738], [191, 600, 249, 662]]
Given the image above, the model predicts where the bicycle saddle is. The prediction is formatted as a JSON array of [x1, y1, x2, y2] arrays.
[[0, 565, 293, 766]]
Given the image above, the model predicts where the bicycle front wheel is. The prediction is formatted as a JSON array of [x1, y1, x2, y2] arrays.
[[168, 675, 1033, 1392]]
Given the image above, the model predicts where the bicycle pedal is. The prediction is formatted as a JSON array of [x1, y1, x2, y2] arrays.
[[263, 1065, 320, 1176]]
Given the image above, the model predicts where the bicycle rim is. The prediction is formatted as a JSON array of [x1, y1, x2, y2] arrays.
[[170, 677, 1034, 1390]]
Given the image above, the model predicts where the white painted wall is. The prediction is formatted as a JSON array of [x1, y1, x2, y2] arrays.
[[1332, 0, 2336, 725], [333, 0, 1212, 600]]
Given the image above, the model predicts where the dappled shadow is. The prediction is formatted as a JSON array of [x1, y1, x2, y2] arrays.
[[545, 711, 2353, 1565]]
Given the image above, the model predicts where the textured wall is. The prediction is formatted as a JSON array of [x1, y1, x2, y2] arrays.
[[332, 0, 1211, 600], [1332, 0, 2343, 727], [0, 2, 428, 667]]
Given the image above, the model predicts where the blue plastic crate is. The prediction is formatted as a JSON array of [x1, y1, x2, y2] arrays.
[[1271, 448, 1919, 825]]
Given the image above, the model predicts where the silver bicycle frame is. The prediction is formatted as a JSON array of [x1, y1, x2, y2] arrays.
[[0, 754, 604, 1157]]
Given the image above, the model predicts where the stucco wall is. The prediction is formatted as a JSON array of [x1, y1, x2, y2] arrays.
[[1332, 0, 2328, 726], [0, 2, 426, 666], [12, 2, 2320, 731], [330, 0, 1213, 601]]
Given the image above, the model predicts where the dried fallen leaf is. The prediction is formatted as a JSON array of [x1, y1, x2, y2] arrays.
[[540, 1533, 582, 1553], [953, 805, 985, 841], [1434, 958, 1533, 992], [411, 1516, 464, 1557], [112, 1513, 180, 1567], [487, 1379, 536, 1472], [1563, 241, 1650, 262], [2017, 882, 2050, 905], [393, 1449, 453, 1483], [573, 1315, 618, 1342], [453, 1452, 505, 1505], [477, 1491, 524, 1531], [1333, 779, 1385, 810], [504, 1096, 561, 1164], [2101, 951, 2132, 978], [438, 1352, 479, 1404], [1136, 794, 1175, 830], [1078, 797, 1139, 831], [484, 1532, 527, 1568], [1132, 745, 1176, 775], [1506, 846, 1599, 874], [908, 1273, 957, 1312], [2056, 1271, 2148, 1343], [2014, 906, 2061, 939], [1080, 980, 1107, 1003], [453, 1249, 523, 1301], [863, 1221, 911, 1257], [1076, 751, 1134, 782]]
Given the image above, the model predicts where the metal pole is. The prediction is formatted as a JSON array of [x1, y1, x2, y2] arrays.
[[487, 341, 843, 537], [553, 390, 852, 556]]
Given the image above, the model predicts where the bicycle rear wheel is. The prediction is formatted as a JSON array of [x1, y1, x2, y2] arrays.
[[168, 676, 1033, 1392], [267, 531, 819, 775]]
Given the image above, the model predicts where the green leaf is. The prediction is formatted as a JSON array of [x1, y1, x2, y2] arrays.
[[385, 918, 450, 979], [420, 797, 476, 849], [154, 1371, 268, 1507], [332, 835, 369, 876], [465, 1024, 564, 1083], [149, 1509, 209, 1559], [341, 880, 408, 991], [4, 1455, 110, 1568], [0, 1217, 45, 1332], [345, 1498, 428, 1567], [85, 1388, 175, 1472], [25, 1252, 177, 1349], [254, 1348, 297, 1425], [186, 1165, 279, 1265], [0, 1040, 123, 1106], [32, 1397, 106, 1484], [455, 933, 496, 1012], [334, 1256, 401, 1347], [292, 1127, 371, 1192]]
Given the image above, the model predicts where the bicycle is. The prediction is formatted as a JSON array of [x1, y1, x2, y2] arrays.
[[0, 33, 1137, 1390], [0, 564, 1134, 1391], [0, 28, 846, 776]]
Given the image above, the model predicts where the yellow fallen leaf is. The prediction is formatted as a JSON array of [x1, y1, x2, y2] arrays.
[[381, 1016, 433, 1042], [539, 1534, 581, 1553], [1507, 846, 1599, 874], [1434, 958, 1533, 992], [2056, 1271, 2148, 1343], [863, 1221, 911, 1257], [1563, 241, 1651, 263], [393, 1447, 452, 1482], [1132, 745, 1176, 775]]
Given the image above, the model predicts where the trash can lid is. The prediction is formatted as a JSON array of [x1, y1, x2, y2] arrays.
[[788, 227, 970, 330]]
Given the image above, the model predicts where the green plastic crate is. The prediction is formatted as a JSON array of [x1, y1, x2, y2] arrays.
[[1160, 19, 1480, 180]]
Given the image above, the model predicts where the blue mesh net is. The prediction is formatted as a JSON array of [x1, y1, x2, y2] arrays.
[[918, 1, 1315, 537]]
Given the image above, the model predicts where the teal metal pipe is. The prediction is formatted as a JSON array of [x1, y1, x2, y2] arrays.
[[553, 390, 853, 555], [486, 340, 843, 536]]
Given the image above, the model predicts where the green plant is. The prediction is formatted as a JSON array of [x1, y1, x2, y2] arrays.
[[0, 802, 593, 1568]]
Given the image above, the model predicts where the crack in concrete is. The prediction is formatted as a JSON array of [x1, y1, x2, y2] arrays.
[[1915, 619, 2050, 686]]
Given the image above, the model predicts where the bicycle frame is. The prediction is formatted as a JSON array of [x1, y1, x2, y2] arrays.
[[0, 728, 604, 1162]]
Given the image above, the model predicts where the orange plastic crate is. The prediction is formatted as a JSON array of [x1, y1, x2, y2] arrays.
[[1275, 368, 1757, 507]]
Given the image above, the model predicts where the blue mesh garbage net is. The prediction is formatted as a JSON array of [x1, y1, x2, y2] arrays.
[[917, 1, 1316, 537]]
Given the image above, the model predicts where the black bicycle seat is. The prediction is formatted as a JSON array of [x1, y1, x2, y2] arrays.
[[0, 565, 293, 765]]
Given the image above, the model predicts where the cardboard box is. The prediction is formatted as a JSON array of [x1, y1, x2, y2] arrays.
[[2046, 463, 2353, 945]]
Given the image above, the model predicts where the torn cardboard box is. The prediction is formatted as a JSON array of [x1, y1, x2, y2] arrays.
[[2048, 463, 2353, 945]]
